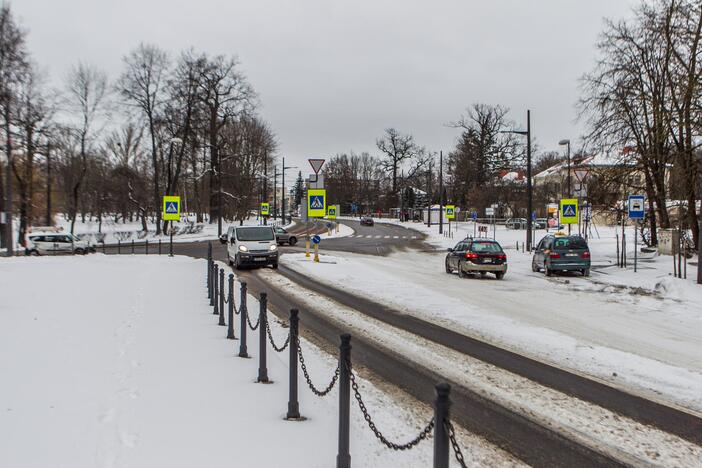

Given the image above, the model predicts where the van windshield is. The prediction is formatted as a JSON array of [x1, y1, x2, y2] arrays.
[[236, 227, 275, 241]]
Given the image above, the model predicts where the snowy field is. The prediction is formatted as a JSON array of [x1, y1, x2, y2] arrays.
[[282, 220, 702, 413], [0, 254, 514, 467]]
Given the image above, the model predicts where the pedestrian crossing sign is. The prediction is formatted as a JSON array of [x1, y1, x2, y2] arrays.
[[307, 189, 326, 218], [162, 195, 181, 221], [445, 205, 456, 220], [327, 205, 337, 219], [559, 198, 578, 224], [260, 202, 270, 216]]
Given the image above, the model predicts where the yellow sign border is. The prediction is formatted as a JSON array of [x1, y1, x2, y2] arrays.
[[162, 195, 181, 221], [308, 189, 326, 217], [560, 198, 578, 224], [327, 205, 337, 219], [260, 202, 270, 216], [445, 205, 456, 220]]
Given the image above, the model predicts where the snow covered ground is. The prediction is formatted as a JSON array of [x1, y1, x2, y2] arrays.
[[0, 254, 514, 467], [281, 220, 702, 414]]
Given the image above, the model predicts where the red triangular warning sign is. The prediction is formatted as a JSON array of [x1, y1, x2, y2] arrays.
[[308, 158, 325, 174]]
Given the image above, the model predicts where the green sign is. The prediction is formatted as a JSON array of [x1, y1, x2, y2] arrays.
[[445, 205, 456, 220], [307, 189, 326, 218], [162, 195, 181, 221], [560, 198, 578, 224], [260, 202, 270, 216]]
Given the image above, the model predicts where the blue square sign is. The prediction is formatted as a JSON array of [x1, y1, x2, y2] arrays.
[[628, 195, 645, 219]]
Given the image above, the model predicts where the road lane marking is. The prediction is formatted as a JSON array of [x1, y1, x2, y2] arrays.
[[384, 236, 390, 238], [393, 236, 399, 239]]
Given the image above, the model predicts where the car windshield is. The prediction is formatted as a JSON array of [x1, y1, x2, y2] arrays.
[[471, 242, 502, 253], [236, 227, 275, 241], [553, 237, 588, 250]]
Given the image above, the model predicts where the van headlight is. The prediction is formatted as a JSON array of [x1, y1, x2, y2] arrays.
[[269, 244, 278, 251], [238, 245, 248, 252]]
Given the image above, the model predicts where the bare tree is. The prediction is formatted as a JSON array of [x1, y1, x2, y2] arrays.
[[117, 43, 169, 234], [376, 128, 427, 195]]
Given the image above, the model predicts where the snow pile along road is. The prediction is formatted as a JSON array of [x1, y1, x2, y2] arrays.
[[0, 255, 515, 467]]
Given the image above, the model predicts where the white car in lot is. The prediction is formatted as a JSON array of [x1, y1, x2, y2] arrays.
[[25, 233, 93, 256], [220, 225, 279, 269]]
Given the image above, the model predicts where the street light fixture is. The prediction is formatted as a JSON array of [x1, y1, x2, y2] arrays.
[[559, 139, 572, 235]]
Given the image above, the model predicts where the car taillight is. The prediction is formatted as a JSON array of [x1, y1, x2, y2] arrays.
[[465, 252, 478, 260], [497, 254, 507, 260], [549, 252, 561, 259], [581, 251, 590, 259]]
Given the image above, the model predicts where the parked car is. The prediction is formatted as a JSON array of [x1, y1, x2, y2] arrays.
[[360, 216, 374, 226], [534, 218, 548, 229], [445, 238, 507, 279], [532, 234, 591, 276], [505, 218, 527, 229], [25, 233, 93, 255], [222, 225, 279, 270], [274, 227, 298, 246]]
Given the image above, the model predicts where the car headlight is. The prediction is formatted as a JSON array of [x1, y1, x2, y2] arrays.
[[269, 244, 278, 251], [238, 245, 248, 252]]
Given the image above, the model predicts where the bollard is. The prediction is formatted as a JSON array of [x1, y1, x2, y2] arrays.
[[131, 239, 135, 254], [257, 293, 270, 383], [227, 275, 236, 339], [158, 238, 162, 255], [213, 265, 219, 316], [208, 259, 213, 303], [218, 269, 225, 326], [433, 383, 451, 468], [207, 241, 212, 261], [102, 242, 106, 254], [118, 240, 121, 254], [238, 282, 249, 358], [145, 239, 149, 255], [286, 309, 301, 420], [336, 334, 352, 468]]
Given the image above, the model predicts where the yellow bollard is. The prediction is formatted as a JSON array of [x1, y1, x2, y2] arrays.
[[336, 222, 339, 233], [305, 238, 311, 258], [313, 243, 319, 262]]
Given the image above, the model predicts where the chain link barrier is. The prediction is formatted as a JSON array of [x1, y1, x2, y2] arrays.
[[265, 319, 290, 352], [445, 420, 467, 467], [348, 360, 434, 451], [246, 310, 260, 330], [298, 343, 339, 396]]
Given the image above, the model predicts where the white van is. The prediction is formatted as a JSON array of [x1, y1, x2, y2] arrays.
[[221, 225, 279, 269], [25, 232, 93, 256]]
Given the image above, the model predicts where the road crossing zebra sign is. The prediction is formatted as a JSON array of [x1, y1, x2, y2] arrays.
[[162, 196, 181, 221]]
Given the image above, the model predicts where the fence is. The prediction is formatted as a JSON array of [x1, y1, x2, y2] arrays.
[[205, 243, 468, 468]]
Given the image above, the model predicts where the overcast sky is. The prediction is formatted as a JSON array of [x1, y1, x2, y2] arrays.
[[13, 0, 637, 171]]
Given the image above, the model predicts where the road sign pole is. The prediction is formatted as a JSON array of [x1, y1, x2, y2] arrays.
[[634, 221, 638, 273], [169, 230, 173, 257]]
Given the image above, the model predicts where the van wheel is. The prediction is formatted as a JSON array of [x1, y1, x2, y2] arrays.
[[271, 262, 279, 270], [228, 255, 233, 267], [234, 255, 242, 270], [75, 248, 86, 255], [495, 272, 505, 280], [531, 261, 539, 272], [30, 250, 40, 256], [545, 266, 553, 277], [289, 237, 297, 246], [582, 268, 590, 277]]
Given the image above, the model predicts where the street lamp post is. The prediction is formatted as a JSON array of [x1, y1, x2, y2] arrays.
[[559, 139, 572, 235], [280, 158, 298, 224], [439, 150, 444, 235], [504, 110, 534, 250]]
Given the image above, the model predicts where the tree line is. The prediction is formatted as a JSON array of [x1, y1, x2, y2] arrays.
[[0, 4, 275, 249]]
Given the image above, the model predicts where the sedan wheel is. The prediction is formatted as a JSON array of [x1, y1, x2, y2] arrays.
[[531, 261, 539, 272], [545, 266, 553, 277], [458, 262, 467, 278], [289, 237, 297, 246], [445, 260, 451, 274]]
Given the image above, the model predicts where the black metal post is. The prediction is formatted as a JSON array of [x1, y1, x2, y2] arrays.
[[433, 383, 451, 468], [239, 282, 249, 358], [257, 293, 269, 383], [526, 110, 533, 251], [158, 239, 162, 255], [131, 239, 135, 254], [169, 230, 173, 257], [207, 241, 212, 261], [227, 274, 236, 339], [218, 269, 225, 326], [102, 242, 106, 254], [286, 309, 301, 420], [213, 265, 219, 315], [336, 334, 352, 468], [118, 240, 121, 254], [439, 150, 443, 235], [208, 259, 213, 303], [145, 239, 149, 255]]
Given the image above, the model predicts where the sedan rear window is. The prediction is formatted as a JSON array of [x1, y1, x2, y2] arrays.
[[236, 227, 275, 241], [553, 237, 588, 250], [471, 242, 502, 253]]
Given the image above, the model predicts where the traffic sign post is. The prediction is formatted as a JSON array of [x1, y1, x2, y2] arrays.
[[628, 195, 644, 273], [162, 195, 181, 257], [260, 202, 270, 217], [312, 234, 321, 263]]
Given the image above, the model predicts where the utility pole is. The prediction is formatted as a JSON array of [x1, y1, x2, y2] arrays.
[[46, 141, 52, 226], [263, 152, 268, 225], [527, 110, 533, 250], [281, 156, 286, 223], [217, 150, 223, 237], [273, 166, 278, 221], [439, 150, 444, 235], [4, 100, 13, 256], [559, 139, 572, 235], [426, 157, 433, 228]]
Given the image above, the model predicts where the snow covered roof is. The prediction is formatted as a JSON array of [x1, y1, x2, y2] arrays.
[[534, 152, 635, 179]]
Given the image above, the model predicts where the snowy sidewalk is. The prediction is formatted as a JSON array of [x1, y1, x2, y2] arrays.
[[0, 255, 512, 467]]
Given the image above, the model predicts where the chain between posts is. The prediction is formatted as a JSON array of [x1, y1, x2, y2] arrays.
[[348, 360, 435, 451], [298, 343, 340, 396], [246, 310, 260, 330], [265, 319, 290, 352], [445, 420, 467, 467]]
